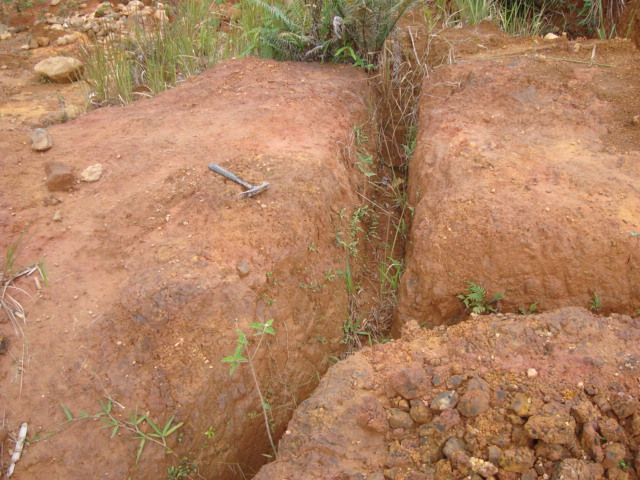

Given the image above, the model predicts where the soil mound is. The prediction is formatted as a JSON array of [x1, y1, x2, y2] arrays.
[[1, 58, 371, 478], [398, 31, 640, 328], [255, 307, 640, 480]]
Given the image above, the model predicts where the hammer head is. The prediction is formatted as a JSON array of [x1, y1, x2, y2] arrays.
[[239, 182, 270, 199]]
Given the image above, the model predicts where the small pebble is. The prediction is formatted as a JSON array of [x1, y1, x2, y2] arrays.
[[527, 368, 538, 378]]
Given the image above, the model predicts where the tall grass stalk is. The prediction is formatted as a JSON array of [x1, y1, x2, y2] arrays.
[[497, 0, 550, 36], [83, 0, 247, 106]]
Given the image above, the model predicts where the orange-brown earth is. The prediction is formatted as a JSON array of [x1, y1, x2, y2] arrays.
[[398, 23, 640, 329], [1, 57, 375, 478], [1, 5, 640, 480]]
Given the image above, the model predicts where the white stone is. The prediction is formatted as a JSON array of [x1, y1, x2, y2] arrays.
[[80, 164, 104, 182], [51, 0, 60, 5], [34, 56, 83, 82], [527, 368, 538, 378], [544, 32, 559, 40]]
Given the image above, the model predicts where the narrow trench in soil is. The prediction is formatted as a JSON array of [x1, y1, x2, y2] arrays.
[[254, 43, 429, 471], [343, 46, 427, 349]]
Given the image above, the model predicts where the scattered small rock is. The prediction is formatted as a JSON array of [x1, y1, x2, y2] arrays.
[[51, 0, 60, 5], [53, 210, 63, 222], [602, 442, 627, 469], [389, 367, 428, 400], [552, 458, 604, 479], [388, 409, 414, 430], [0, 336, 7, 355], [500, 447, 535, 473], [430, 390, 459, 411], [598, 417, 627, 443], [610, 392, 638, 420], [44, 161, 75, 191], [458, 377, 491, 417], [443, 436, 467, 459], [513, 392, 543, 417], [409, 399, 432, 424], [37, 36, 50, 47], [31, 128, 53, 151], [236, 261, 250, 277], [570, 399, 599, 424], [524, 402, 576, 445], [80, 163, 104, 182], [469, 457, 498, 478], [34, 56, 84, 83]]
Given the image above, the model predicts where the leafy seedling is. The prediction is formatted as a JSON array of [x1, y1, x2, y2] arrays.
[[222, 318, 277, 455], [457, 282, 505, 314], [589, 291, 603, 312]]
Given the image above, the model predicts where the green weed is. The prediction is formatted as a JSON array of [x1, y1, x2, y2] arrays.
[[589, 291, 603, 312], [457, 281, 505, 314], [518, 302, 538, 315], [167, 457, 199, 480], [222, 318, 277, 455], [61, 399, 183, 464]]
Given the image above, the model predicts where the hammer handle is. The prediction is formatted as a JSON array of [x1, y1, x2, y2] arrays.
[[208, 162, 252, 189]]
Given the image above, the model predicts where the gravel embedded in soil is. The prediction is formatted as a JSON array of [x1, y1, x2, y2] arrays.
[[255, 308, 640, 480]]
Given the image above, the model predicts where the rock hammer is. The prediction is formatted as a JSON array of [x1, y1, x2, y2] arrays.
[[208, 162, 270, 199]]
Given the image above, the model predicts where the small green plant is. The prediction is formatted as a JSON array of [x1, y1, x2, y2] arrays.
[[518, 302, 538, 315], [167, 457, 199, 480], [379, 256, 403, 293], [356, 152, 377, 178], [222, 318, 277, 455], [344, 259, 356, 295], [589, 291, 603, 312], [618, 460, 633, 469], [334, 45, 376, 71], [353, 124, 368, 147], [61, 399, 183, 464], [457, 282, 505, 314]]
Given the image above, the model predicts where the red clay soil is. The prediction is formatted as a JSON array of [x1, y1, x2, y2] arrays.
[[255, 307, 640, 479], [397, 24, 640, 329], [0, 58, 372, 479]]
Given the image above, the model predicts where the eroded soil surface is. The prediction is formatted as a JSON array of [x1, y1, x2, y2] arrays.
[[1, 5, 640, 480], [398, 22, 640, 329], [1, 57, 374, 478]]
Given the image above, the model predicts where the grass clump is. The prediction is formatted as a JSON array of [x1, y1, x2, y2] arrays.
[[1, 231, 47, 338], [244, 0, 420, 64], [82, 0, 233, 106], [81, 0, 423, 106]]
